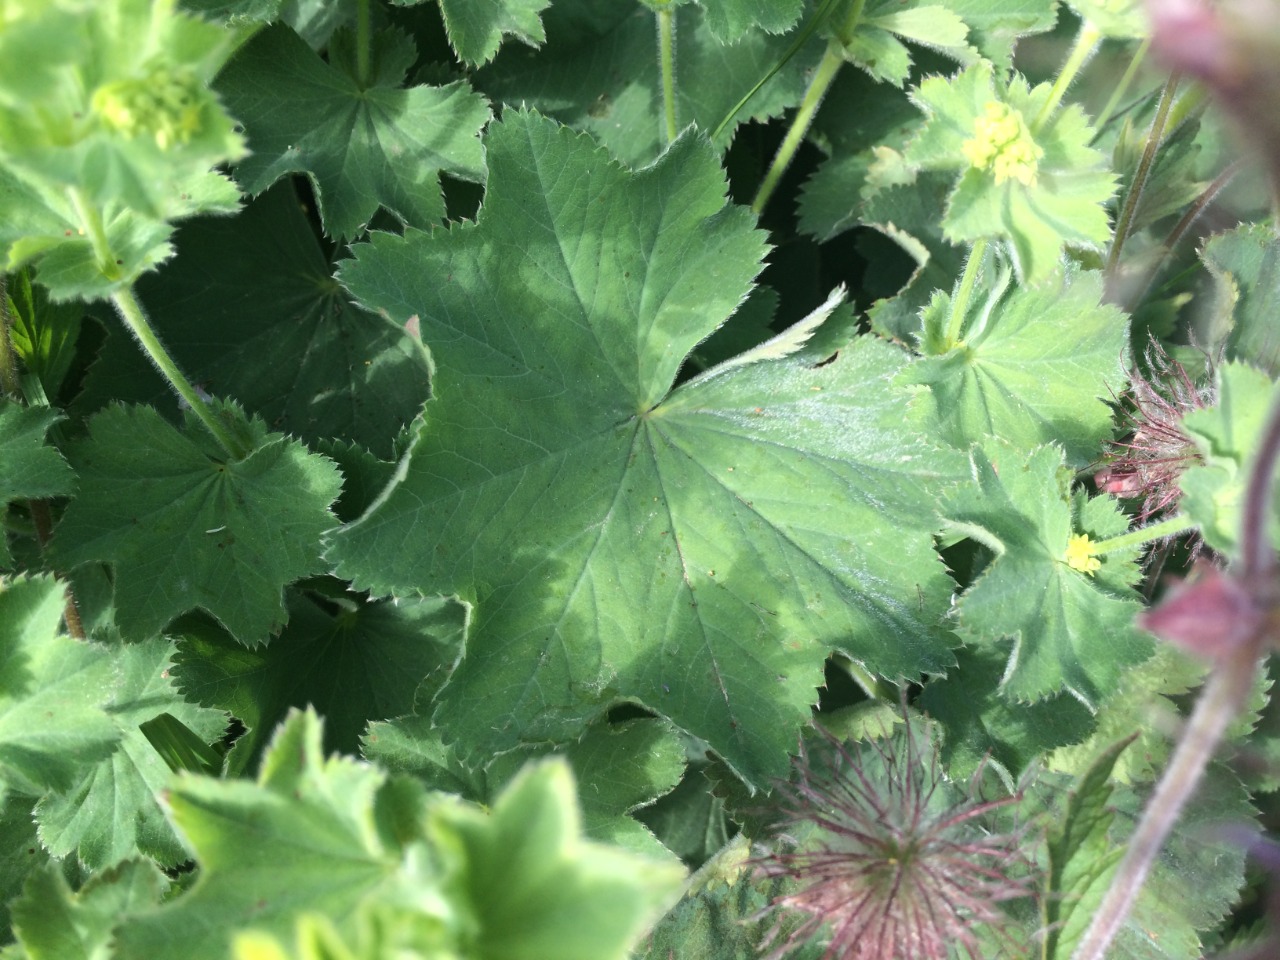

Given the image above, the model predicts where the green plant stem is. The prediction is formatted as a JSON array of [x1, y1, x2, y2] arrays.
[[657, 4, 677, 143], [837, 655, 895, 702], [1089, 514, 1196, 556], [752, 40, 843, 215], [945, 239, 988, 345], [0, 277, 18, 396], [1106, 71, 1181, 276], [355, 0, 372, 88], [1032, 20, 1102, 134], [68, 188, 119, 282], [111, 285, 249, 459], [1092, 38, 1150, 137]]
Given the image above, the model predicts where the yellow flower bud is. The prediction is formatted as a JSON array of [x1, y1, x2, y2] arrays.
[[961, 101, 1043, 186], [1064, 533, 1102, 575]]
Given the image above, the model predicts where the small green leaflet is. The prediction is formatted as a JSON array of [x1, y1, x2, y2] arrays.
[[903, 62, 1116, 283], [0, 576, 120, 801], [216, 23, 491, 240], [51, 403, 342, 644], [332, 110, 963, 788], [941, 443, 1151, 705], [1178, 361, 1280, 556], [906, 268, 1130, 468]]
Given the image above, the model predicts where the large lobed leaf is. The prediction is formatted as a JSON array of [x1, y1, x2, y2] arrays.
[[331, 110, 963, 788]]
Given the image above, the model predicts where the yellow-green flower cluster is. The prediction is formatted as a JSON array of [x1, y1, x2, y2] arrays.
[[961, 101, 1043, 187], [92, 65, 207, 151], [1064, 533, 1101, 575]]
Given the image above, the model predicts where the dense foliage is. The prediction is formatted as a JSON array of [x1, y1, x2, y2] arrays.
[[2, 0, 1280, 957]]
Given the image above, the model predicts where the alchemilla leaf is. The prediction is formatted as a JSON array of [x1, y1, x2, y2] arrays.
[[332, 110, 963, 787], [0, 576, 120, 800], [904, 62, 1116, 282], [942, 443, 1151, 705], [35, 639, 227, 870], [51, 403, 342, 644], [0, 399, 74, 568], [907, 268, 1130, 467], [217, 23, 491, 240]]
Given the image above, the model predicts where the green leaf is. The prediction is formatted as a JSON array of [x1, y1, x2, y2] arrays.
[[179, 0, 285, 27], [1041, 734, 1136, 960], [34, 639, 227, 870], [0, 798, 50, 942], [1178, 361, 1280, 556], [173, 590, 466, 775], [936, 0, 1059, 68], [139, 712, 224, 776], [476, 3, 821, 166], [0, 575, 120, 800], [366, 715, 686, 861], [437, 757, 685, 960], [51, 403, 342, 644], [216, 24, 491, 240], [77, 182, 434, 459], [332, 111, 963, 787], [432, 0, 551, 66], [11, 860, 169, 960], [1066, 0, 1147, 38], [113, 709, 433, 960], [906, 268, 1130, 467], [0, 0, 247, 222], [919, 644, 1095, 781], [697, 0, 805, 42], [839, 0, 973, 87], [1201, 223, 1280, 377], [0, 399, 75, 567], [904, 62, 1116, 283], [941, 443, 1152, 705], [4, 269, 84, 403]]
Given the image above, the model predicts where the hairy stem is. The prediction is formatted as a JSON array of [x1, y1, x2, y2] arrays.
[[28, 500, 85, 638], [1106, 72, 1182, 276], [1089, 514, 1197, 556], [945, 238, 988, 345], [657, 4, 677, 143], [0, 277, 17, 396], [112, 285, 248, 459], [752, 40, 844, 215], [1032, 20, 1102, 134], [1073, 389, 1280, 960], [68, 188, 120, 282], [1092, 38, 1151, 138]]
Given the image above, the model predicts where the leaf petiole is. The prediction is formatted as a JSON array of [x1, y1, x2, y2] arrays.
[[1032, 19, 1102, 134], [656, 2, 678, 143], [1086, 514, 1198, 558], [111, 285, 250, 460]]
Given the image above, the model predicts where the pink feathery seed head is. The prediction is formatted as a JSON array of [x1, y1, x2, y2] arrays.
[[1097, 341, 1212, 524], [753, 718, 1035, 960]]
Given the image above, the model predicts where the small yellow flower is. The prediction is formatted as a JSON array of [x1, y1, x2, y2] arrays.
[[92, 65, 206, 150], [961, 101, 1043, 187], [1064, 533, 1102, 575]]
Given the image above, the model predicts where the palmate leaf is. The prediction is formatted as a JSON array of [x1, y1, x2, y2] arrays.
[[475, 2, 819, 167], [942, 443, 1152, 705], [216, 23, 491, 241], [331, 110, 963, 788], [0, 576, 120, 801], [77, 182, 433, 459], [838, 0, 973, 87], [34, 639, 227, 870], [907, 268, 1130, 468], [1201, 223, 1280, 376], [50, 403, 342, 644]]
